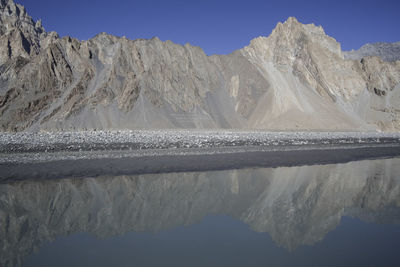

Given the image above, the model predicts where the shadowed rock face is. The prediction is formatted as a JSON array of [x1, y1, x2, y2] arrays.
[[1, 158, 400, 266], [0, 1, 400, 131]]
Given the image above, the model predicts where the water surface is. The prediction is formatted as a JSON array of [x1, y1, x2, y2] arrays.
[[1, 157, 400, 266]]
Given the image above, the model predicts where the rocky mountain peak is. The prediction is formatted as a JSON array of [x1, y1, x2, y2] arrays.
[[286, 16, 299, 23], [269, 16, 301, 37], [271, 17, 326, 37], [243, 16, 341, 70], [0, 0, 46, 63], [0, 0, 44, 35]]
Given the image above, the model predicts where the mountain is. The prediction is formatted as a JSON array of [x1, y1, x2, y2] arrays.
[[1, 158, 400, 266], [0, 0, 399, 131], [344, 42, 400, 62]]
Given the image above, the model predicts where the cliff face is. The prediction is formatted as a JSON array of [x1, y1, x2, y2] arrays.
[[1, 158, 400, 266], [0, 0, 399, 131]]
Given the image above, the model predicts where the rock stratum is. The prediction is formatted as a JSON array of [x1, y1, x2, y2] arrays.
[[0, 0, 400, 131]]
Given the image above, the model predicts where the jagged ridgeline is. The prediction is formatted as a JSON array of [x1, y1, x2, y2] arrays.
[[0, 0, 399, 131]]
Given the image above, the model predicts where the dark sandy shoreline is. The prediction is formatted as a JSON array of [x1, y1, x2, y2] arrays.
[[1, 143, 400, 182], [1, 130, 400, 182]]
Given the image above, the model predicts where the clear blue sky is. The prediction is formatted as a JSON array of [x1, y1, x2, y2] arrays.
[[17, 0, 400, 55]]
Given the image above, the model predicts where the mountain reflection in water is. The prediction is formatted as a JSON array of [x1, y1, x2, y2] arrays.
[[1, 157, 400, 267]]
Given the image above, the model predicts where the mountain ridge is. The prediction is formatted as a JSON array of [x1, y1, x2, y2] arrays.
[[0, 0, 399, 132], [344, 42, 400, 62]]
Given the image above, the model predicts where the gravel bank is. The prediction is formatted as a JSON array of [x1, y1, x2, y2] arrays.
[[1, 130, 400, 153]]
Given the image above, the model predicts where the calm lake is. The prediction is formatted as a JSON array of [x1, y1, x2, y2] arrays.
[[1, 156, 400, 266]]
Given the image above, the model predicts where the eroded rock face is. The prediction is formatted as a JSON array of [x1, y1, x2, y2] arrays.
[[1, 158, 400, 266], [0, 1, 399, 131]]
